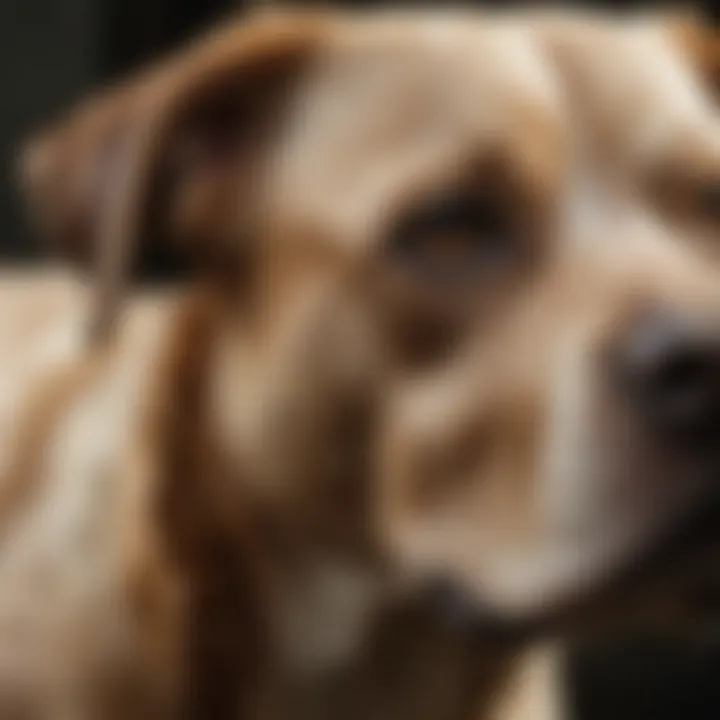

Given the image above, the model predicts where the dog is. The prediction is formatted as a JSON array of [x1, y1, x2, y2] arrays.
[[5, 8, 720, 719]]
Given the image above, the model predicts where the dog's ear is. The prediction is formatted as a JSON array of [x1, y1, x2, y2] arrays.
[[669, 14, 720, 100], [19, 11, 326, 341]]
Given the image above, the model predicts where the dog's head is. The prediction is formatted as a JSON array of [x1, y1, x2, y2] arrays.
[[18, 10, 720, 633]]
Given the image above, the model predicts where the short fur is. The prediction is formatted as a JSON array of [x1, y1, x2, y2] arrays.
[[5, 9, 720, 720]]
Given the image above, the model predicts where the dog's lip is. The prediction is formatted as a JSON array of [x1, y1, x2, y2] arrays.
[[568, 484, 720, 625], [613, 484, 720, 588], [559, 484, 720, 626], [428, 482, 720, 645]]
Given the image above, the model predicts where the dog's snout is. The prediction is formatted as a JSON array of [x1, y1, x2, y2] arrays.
[[618, 313, 720, 448]]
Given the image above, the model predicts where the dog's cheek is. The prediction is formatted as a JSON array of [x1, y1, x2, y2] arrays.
[[376, 379, 544, 600]]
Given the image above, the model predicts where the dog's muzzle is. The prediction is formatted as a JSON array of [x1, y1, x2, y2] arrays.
[[425, 310, 720, 640]]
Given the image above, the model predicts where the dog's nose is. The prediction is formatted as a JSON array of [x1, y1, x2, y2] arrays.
[[619, 313, 720, 449]]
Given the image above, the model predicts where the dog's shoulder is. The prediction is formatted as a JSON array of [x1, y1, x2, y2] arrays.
[[0, 270, 189, 716]]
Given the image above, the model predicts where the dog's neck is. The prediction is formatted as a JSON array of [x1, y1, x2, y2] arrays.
[[143, 285, 564, 719]]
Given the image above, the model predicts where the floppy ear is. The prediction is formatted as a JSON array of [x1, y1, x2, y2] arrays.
[[669, 14, 720, 100], [19, 11, 326, 341]]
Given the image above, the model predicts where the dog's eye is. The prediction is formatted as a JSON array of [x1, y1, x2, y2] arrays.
[[388, 195, 519, 282]]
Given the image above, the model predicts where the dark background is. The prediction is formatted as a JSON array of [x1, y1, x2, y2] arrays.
[[2, 1, 720, 717]]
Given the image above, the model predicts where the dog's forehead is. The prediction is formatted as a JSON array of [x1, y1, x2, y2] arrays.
[[543, 17, 718, 165], [268, 17, 564, 247], [333, 17, 557, 92], [320, 17, 564, 121]]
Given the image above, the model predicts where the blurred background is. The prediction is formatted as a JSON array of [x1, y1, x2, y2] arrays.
[[2, 1, 720, 717]]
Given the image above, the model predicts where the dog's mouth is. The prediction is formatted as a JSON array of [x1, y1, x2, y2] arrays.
[[596, 483, 720, 619], [552, 436, 720, 635], [425, 477, 720, 645]]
